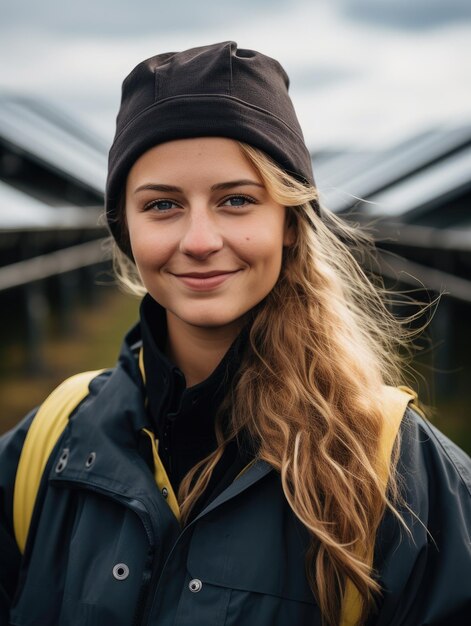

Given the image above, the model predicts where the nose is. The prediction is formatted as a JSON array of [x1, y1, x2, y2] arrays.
[[179, 208, 223, 259]]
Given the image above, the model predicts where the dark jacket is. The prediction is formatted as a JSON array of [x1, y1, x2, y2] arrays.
[[1, 324, 470, 626]]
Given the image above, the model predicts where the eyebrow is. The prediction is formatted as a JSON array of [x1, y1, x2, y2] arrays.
[[133, 179, 264, 194]]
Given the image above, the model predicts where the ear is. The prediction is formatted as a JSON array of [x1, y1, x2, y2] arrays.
[[283, 209, 297, 247]]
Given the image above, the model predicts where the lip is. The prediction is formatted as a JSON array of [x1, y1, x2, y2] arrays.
[[172, 270, 240, 291]]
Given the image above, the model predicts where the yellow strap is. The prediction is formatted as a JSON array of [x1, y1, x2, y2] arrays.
[[340, 384, 417, 626], [377, 385, 418, 490], [139, 347, 181, 519], [142, 429, 181, 521], [138, 347, 146, 384], [13, 370, 103, 554], [13, 353, 180, 553]]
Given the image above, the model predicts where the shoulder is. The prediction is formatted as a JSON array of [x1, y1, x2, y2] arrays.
[[399, 406, 471, 499], [0, 408, 38, 456], [0, 409, 39, 510], [373, 408, 471, 624]]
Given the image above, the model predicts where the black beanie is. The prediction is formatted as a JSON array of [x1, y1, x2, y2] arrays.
[[106, 41, 315, 250]]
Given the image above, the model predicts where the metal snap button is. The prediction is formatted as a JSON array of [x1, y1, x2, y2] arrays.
[[85, 452, 96, 468], [112, 563, 130, 580], [161, 487, 169, 499], [55, 448, 69, 473], [189, 578, 202, 593]]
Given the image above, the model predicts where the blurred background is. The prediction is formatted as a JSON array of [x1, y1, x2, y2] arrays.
[[1, 0, 470, 452]]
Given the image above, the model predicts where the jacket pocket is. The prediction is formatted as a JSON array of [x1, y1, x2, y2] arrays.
[[11, 490, 153, 626], [184, 511, 321, 626]]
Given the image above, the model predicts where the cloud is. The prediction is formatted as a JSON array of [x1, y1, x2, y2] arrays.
[[1, 0, 289, 35], [289, 66, 362, 91], [333, 0, 471, 30], [5, 0, 469, 36]]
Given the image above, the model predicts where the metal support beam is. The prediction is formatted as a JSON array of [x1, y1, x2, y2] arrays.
[[0, 238, 110, 291]]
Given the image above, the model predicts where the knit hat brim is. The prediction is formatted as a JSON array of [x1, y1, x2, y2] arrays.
[[106, 94, 314, 249]]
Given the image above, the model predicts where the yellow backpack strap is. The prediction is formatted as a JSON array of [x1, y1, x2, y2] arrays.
[[141, 428, 181, 522], [341, 385, 417, 626], [13, 370, 103, 554]]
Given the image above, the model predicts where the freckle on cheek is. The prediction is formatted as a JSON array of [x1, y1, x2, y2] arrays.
[[245, 237, 250, 241]]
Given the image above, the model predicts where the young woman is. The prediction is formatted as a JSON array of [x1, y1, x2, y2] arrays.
[[1, 41, 470, 626]]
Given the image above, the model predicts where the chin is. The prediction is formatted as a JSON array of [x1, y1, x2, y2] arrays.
[[176, 307, 246, 330], [186, 315, 240, 329]]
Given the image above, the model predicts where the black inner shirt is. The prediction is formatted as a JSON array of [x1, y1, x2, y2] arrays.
[[140, 295, 255, 519]]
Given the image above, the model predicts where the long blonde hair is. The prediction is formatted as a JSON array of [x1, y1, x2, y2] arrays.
[[113, 142, 420, 626]]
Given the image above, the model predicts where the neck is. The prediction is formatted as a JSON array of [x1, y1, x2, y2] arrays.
[[165, 313, 242, 387]]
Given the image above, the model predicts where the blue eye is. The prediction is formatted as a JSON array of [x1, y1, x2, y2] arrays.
[[145, 199, 177, 212], [222, 195, 254, 207]]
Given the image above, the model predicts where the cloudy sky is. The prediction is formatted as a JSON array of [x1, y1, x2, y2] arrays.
[[1, 0, 470, 151]]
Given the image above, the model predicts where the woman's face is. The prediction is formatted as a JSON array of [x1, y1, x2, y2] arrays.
[[125, 137, 294, 334]]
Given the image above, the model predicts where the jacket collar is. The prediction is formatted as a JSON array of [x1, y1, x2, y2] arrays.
[[140, 293, 248, 442], [50, 316, 272, 525], [52, 329, 152, 479]]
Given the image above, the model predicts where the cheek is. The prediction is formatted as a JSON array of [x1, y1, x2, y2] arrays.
[[128, 227, 170, 272], [232, 210, 285, 254], [237, 239, 284, 296], [237, 225, 285, 268]]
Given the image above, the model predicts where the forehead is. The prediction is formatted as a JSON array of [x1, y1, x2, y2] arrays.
[[126, 137, 260, 189]]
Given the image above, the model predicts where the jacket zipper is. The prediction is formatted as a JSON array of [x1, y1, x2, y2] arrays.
[[139, 520, 192, 625]]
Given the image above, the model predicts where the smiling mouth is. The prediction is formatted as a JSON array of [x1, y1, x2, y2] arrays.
[[172, 270, 241, 290]]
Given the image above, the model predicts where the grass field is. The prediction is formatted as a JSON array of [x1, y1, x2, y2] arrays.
[[0, 287, 139, 433]]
